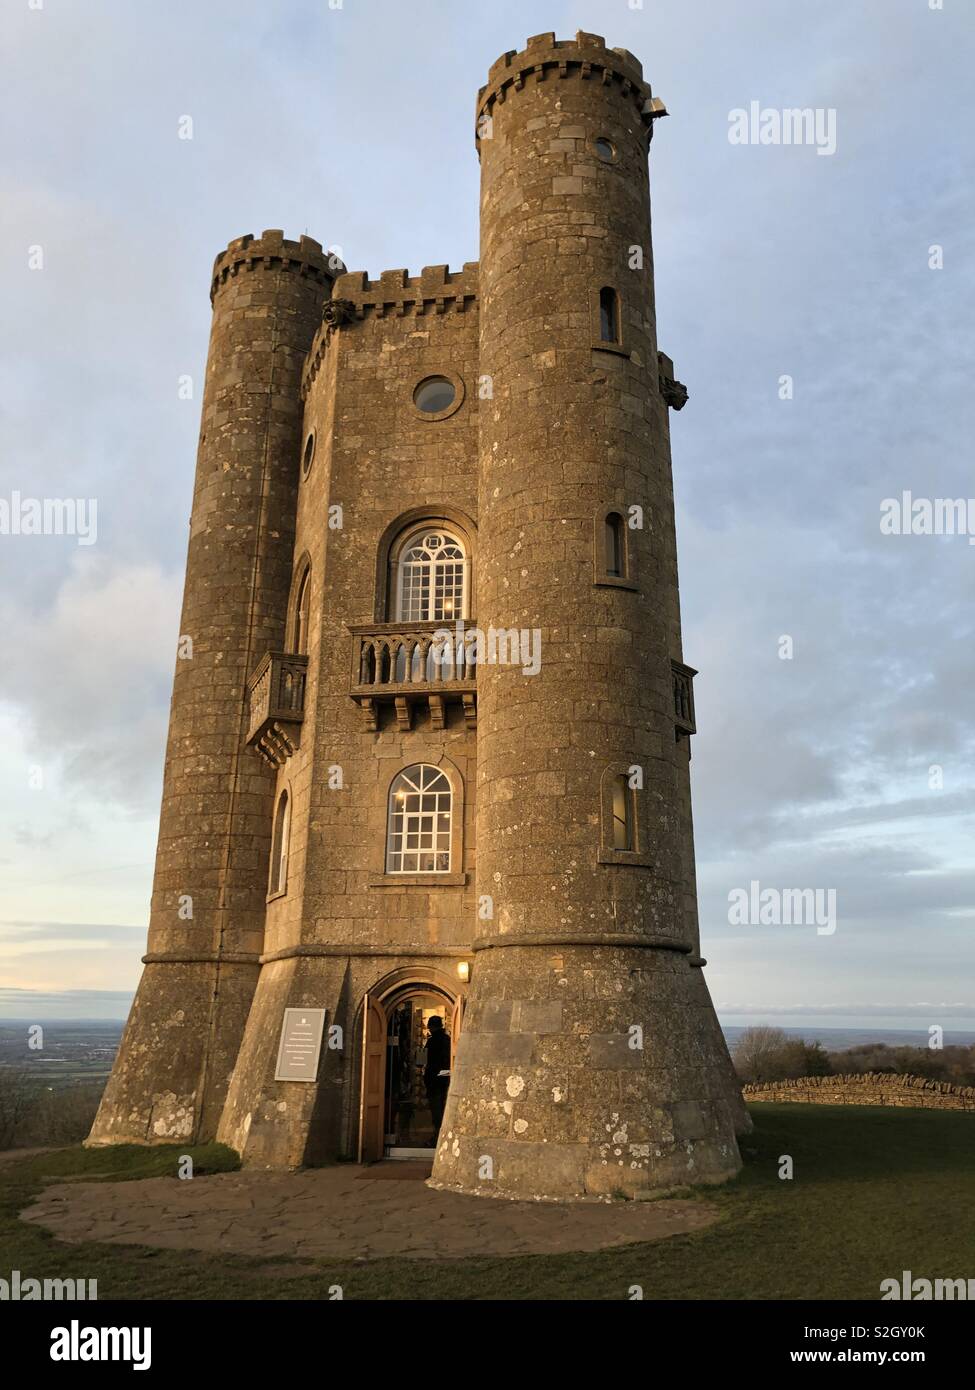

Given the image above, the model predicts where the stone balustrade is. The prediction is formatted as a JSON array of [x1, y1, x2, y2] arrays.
[[672, 659, 696, 737], [349, 621, 477, 732], [245, 652, 308, 767]]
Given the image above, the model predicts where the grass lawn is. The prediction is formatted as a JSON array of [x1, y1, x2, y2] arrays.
[[1, 1104, 971, 1300]]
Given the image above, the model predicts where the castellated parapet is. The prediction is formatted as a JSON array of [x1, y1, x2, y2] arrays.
[[476, 32, 657, 142], [91, 34, 747, 1199], [210, 230, 342, 303], [303, 264, 479, 397]]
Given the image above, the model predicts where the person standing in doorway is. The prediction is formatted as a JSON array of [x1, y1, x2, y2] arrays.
[[423, 1015, 451, 1145]]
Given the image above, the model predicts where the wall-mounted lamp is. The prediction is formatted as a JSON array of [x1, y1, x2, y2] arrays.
[[456, 960, 470, 983]]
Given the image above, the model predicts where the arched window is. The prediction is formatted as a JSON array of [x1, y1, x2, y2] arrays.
[[611, 774, 633, 851], [596, 509, 630, 585], [293, 566, 311, 655], [605, 513, 625, 578], [301, 431, 316, 478], [269, 790, 290, 896], [599, 286, 620, 344], [386, 764, 452, 873], [599, 765, 646, 864], [394, 528, 467, 623]]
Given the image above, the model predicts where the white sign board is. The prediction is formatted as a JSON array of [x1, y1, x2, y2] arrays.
[[274, 1008, 327, 1082]]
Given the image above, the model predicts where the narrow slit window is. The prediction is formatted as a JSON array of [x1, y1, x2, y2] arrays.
[[612, 775, 633, 851], [301, 432, 315, 477], [269, 791, 290, 895], [294, 568, 311, 655], [605, 513, 624, 578], [599, 286, 620, 344]]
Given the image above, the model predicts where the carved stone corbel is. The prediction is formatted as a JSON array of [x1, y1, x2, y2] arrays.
[[657, 350, 688, 410], [322, 297, 356, 329]]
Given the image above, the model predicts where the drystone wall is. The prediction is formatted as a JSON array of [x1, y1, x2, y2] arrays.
[[743, 1073, 975, 1112]]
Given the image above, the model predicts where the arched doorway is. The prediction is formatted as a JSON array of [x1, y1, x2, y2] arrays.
[[358, 980, 465, 1162]]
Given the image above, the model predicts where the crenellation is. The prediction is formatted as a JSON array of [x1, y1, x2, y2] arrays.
[[476, 31, 653, 152], [92, 34, 746, 1196], [211, 229, 342, 304], [302, 263, 480, 398]]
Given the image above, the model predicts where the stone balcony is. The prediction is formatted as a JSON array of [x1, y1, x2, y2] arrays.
[[246, 652, 309, 767], [349, 622, 477, 731], [672, 659, 697, 738]]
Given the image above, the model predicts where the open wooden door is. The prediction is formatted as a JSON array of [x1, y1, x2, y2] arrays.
[[358, 993, 386, 1164], [450, 993, 465, 1053]]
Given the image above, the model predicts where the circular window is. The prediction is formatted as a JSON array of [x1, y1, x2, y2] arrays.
[[594, 137, 616, 163], [301, 432, 316, 477], [413, 376, 456, 415]]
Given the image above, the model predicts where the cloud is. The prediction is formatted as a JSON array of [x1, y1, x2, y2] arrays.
[[0, 555, 180, 813], [718, 1001, 975, 1017], [0, 986, 133, 1020], [0, 922, 146, 997], [1, 0, 973, 1017]]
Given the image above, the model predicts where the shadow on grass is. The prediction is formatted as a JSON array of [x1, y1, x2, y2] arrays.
[[2, 1105, 972, 1300], [32, 1142, 240, 1183]]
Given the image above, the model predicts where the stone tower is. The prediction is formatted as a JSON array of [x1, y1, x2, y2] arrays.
[[89, 232, 339, 1145], [429, 33, 743, 1199], [90, 33, 747, 1199]]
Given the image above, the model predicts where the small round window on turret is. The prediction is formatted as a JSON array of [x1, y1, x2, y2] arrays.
[[413, 376, 456, 415], [594, 137, 616, 162], [302, 431, 316, 477]]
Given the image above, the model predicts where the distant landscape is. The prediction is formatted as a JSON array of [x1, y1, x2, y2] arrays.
[[721, 1024, 975, 1050], [0, 1020, 123, 1090], [2, 1020, 973, 1152], [2, 1020, 975, 1089]]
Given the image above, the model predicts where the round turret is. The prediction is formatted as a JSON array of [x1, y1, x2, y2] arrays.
[[430, 34, 742, 1200], [89, 230, 337, 1146]]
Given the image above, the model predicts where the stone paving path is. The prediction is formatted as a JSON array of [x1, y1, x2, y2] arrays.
[[21, 1163, 717, 1261]]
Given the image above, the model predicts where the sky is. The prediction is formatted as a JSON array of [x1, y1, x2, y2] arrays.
[[1, 0, 973, 1030]]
